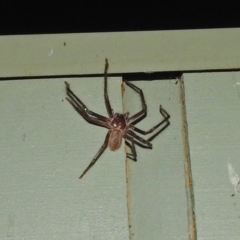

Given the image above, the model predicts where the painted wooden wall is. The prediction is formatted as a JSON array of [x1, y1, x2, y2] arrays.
[[0, 29, 240, 239]]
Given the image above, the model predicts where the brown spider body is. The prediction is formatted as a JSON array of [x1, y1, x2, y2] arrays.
[[65, 58, 170, 178], [108, 113, 128, 151]]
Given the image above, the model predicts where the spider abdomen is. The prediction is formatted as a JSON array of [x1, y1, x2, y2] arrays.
[[108, 130, 123, 151]]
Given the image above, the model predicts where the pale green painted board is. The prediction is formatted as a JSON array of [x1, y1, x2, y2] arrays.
[[184, 72, 240, 240], [0, 28, 240, 77], [0, 77, 129, 239], [123, 80, 189, 239], [1, 29, 240, 239], [0, 77, 188, 239]]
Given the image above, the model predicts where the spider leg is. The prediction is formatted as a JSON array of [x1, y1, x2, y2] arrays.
[[79, 131, 110, 178], [124, 135, 137, 161], [66, 97, 108, 127], [124, 80, 147, 123], [125, 130, 152, 148], [104, 59, 114, 118], [65, 81, 108, 122], [129, 105, 170, 135]]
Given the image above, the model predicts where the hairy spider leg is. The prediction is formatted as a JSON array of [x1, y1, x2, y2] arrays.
[[124, 80, 147, 123], [79, 131, 111, 178], [126, 130, 152, 147], [65, 97, 107, 128], [65, 81, 108, 123], [129, 105, 170, 135], [104, 58, 114, 118], [124, 130, 152, 160], [124, 105, 170, 160], [124, 135, 137, 160]]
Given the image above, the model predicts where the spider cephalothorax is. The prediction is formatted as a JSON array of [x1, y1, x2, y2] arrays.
[[110, 113, 128, 130], [65, 59, 170, 178]]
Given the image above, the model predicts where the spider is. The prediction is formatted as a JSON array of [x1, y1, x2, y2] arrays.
[[65, 59, 170, 178]]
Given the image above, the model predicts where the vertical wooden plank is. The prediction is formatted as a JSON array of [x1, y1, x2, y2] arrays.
[[0, 77, 129, 240], [184, 72, 240, 240], [123, 79, 189, 239]]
